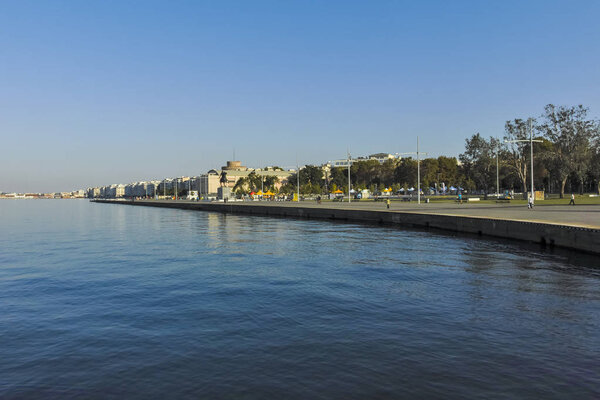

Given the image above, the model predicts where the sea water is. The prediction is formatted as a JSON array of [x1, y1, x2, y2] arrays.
[[1, 200, 598, 399]]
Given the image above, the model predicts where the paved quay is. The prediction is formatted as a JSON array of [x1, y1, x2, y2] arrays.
[[93, 199, 600, 255], [251, 201, 600, 229]]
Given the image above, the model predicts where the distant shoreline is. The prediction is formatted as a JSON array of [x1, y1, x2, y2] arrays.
[[0, 197, 86, 199]]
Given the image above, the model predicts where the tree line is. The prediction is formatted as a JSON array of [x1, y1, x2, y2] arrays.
[[234, 104, 599, 198], [461, 104, 599, 197]]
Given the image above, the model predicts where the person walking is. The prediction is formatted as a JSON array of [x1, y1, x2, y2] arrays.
[[528, 195, 534, 209], [569, 193, 575, 205], [386, 198, 391, 209]]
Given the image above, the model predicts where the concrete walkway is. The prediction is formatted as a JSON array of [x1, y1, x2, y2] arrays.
[[290, 201, 600, 229]]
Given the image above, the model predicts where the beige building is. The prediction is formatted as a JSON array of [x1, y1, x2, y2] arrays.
[[218, 161, 292, 191], [198, 170, 220, 196]]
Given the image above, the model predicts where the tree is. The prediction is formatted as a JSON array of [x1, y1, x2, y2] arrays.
[[232, 172, 269, 194], [329, 167, 348, 192], [379, 159, 397, 187], [539, 104, 597, 197], [263, 175, 279, 191], [351, 160, 381, 187], [420, 158, 439, 191], [437, 156, 460, 189], [459, 133, 499, 194], [394, 158, 417, 188], [587, 134, 600, 194], [299, 165, 324, 188], [504, 118, 533, 195], [233, 177, 248, 194]]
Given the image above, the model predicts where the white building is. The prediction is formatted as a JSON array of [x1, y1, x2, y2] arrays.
[[328, 153, 401, 168]]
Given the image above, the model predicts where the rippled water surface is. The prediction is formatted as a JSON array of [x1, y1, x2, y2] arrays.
[[1, 200, 599, 399]]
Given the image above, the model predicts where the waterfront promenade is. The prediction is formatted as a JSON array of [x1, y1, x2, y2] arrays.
[[254, 201, 600, 229]]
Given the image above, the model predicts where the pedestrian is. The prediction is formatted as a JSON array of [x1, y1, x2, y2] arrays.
[[386, 198, 390, 209], [458, 192, 462, 204], [528, 195, 534, 209], [569, 193, 575, 205]]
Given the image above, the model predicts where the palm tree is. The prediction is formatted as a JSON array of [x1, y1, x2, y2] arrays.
[[233, 177, 248, 194], [263, 175, 280, 191]]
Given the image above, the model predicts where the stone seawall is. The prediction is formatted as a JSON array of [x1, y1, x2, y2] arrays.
[[92, 200, 600, 255]]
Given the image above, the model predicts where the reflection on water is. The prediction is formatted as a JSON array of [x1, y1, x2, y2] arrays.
[[0, 200, 598, 399]]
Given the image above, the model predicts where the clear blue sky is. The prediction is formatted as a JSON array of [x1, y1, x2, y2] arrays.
[[1, 0, 599, 192]]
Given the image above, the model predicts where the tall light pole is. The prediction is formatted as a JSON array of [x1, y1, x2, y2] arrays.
[[505, 119, 542, 203], [529, 120, 534, 202], [398, 137, 427, 204], [417, 137, 421, 204], [296, 158, 300, 202], [496, 140, 500, 197], [347, 149, 351, 203]]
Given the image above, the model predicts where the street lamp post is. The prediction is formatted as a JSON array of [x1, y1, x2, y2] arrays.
[[505, 119, 542, 204], [297, 163, 300, 202], [496, 141, 500, 197], [347, 150, 351, 203], [417, 137, 421, 204], [398, 137, 428, 204]]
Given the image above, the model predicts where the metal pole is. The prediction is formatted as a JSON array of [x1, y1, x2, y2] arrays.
[[175, 179, 178, 200], [163, 180, 166, 198], [504, 126, 542, 203], [397, 143, 427, 201], [296, 161, 300, 202], [530, 119, 534, 204], [347, 150, 351, 203], [496, 142, 500, 197], [418, 138, 421, 204]]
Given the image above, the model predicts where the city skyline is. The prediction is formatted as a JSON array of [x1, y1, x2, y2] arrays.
[[2, 1, 599, 192]]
